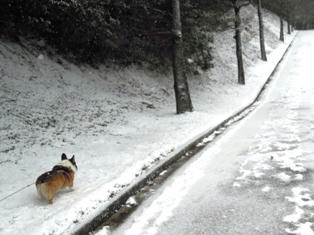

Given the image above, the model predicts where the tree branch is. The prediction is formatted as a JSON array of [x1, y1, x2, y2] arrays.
[[239, 0, 252, 9]]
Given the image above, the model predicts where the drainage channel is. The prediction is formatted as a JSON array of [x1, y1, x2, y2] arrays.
[[92, 102, 261, 234], [74, 37, 295, 235]]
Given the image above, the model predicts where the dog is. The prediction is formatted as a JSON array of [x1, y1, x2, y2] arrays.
[[36, 153, 78, 204]]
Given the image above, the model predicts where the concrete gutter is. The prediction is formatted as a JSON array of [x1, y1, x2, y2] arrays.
[[73, 34, 297, 235]]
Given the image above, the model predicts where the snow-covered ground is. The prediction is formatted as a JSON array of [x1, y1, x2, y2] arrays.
[[0, 5, 295, 235]]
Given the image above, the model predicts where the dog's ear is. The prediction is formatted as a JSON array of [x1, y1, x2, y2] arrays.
[[70, 155, 78, 170], [61, 153, 67, 160], [70, 155, 76, 163]]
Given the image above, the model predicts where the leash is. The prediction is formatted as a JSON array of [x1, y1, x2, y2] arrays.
[[0, 182, 34, 203], [0, 164, 75, 203]]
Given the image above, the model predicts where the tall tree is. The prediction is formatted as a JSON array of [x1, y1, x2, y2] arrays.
[[279, 17, 284, 42], [231, 0, 251, 85], [287, 21, 291, 34], [257, 0, 267, 61], [286, 0, 292, 34], [279, 0, 285, 42], [171, 0, 193, 114]]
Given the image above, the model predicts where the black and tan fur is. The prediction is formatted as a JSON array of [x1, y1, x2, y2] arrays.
[[36, 153, 78, 204]]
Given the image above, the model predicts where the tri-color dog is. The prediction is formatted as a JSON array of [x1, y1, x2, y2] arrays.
[[36, 153, 78, 204]]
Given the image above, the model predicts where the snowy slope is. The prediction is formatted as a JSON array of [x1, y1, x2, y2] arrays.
[[0, 5, 295, 235]]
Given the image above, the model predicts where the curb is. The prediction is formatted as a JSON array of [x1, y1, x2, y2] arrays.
[[73, 34, 296, 235]]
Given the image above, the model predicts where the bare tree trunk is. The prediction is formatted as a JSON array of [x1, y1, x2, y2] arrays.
[[257, 0, 267, 61], [280, 17, 284, 42], [287, 21, 291, 34], [232, 0, 245, 85], [171, 0, 193, 114], [286, 0, 292, 34]]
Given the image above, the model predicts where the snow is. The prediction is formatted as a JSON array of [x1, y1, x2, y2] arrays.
[[126, 196, 137, 206], [261, 185, 271, 193], [0, 5, 297, 235], [284, 188, 314, 234], [284, 206, 305, 224], [286, 188, 314, 208], [275, 172, 292, 183], [115, 154, 207, 235]]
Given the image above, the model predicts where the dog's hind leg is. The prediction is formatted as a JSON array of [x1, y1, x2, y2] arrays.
[[47, 188, 56, 204]]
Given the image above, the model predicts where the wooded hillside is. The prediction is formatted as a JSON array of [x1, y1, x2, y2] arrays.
[[0, 0, 230, 70]]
